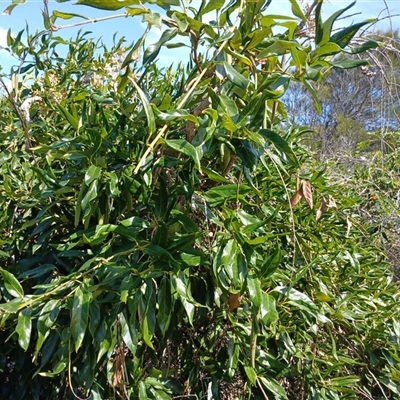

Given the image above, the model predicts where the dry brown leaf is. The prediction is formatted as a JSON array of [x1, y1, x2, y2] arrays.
[[316, 197, 327, 220], [228, 293, 241, 312], [346, 216, 352, 237], [290, 188, 303, 207], [327, 195, 337, 209], [301, 180, 313, 209], [112, 344, 125, 388]]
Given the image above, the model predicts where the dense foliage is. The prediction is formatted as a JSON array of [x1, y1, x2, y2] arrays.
[[1, 0, 400, 399]]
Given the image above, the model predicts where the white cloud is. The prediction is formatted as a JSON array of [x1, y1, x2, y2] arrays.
[[0, 27, 8, 48]]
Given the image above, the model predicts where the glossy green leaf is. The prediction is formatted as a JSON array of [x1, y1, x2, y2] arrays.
[[35, 300, 60, 357], [223, 61, 249, 90], [180, 297, 195, 325], [81, 180, 98, 217], [209, 90, 239, 117], [139, 381, 148, 400], [16, 308, 32, 350], [257, 40, 305, 59], [142, 314, 154, 349], [143, 29, 178, 65], [331, 19, 377, 48], [129, 77, 156, 140], [261, 293, 279, 325], [330, 58, 369, 69], [1, 268, 24, 298], [0, 299, 25, 314], [172, 11, 189, 32], [120, 311, 136, 353], [84, 165, 101, 186], [121, 28, 149, 68], [70, 283, 92, 352], [247, 273, 262, 311], [260, 246, 281, 278], [165, 139, 201, 171], [317, 1, 356, 45], [347, 39, 379, 54]]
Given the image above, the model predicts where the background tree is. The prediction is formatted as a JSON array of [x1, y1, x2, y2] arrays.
[[285, 28, 400, 157]]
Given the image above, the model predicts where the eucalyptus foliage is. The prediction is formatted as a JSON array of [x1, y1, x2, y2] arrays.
[[1, 1, 400, 399]]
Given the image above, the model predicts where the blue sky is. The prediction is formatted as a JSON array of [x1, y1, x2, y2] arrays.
[[0, 0, 399, 73]]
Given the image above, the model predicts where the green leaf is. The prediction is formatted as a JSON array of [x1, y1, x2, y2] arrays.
[[330, 19, 377, 48], [347, 39, 379, 54], [16, 308, 32, 351], [0, 268, 24, 298], [142, 314, 154, 349], [119, 311, 136, 354], [260, 246, 281, 278], [75, 0, 140, 10], [165, 139, 202, 171], [56, 103, 79, 130], [261, 293, 279, 325], [223, 61, 250, 90], [311, 42, 342, 59], [318, 1, 357, 45], [233, 139, 260, 169], [180, 297, 195, 326], [222, 239, 239, 286], [129, 77, 156, 140], [143, 29, 178, 65], [259, 129, 299, 166], [154, 108, 197, 123], [203, 184, 252, 207], [201, 0, 224, 15], [81, 180, 99, 218], [2, 3, 26, 16], [84, 165, 101, 185], [35, 299, 60, 357], [247, 273, 262, 312], [126, 7, 149, 16], [121, 29, 149, 68], [258, 376, 288, 398], [209, 90, 239, 117], [288, 0, 306, 21], [257, 40, 305, 59], [244, 365, 257, 384], [202, 167, 231, 183], [172, 11, 189, 32], [302, 79, 322, 114], [330, 58, 369, 69], [139, 381, 148, 400], [52, 10, 89, 20], [157, 276, 172, 334], [143, 11, 162, 29], [70, 282, 92, 352], [0, 299, 25, 314]]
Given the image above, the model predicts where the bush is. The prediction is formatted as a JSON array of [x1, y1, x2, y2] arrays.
[[1, 1, 400, 399]]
